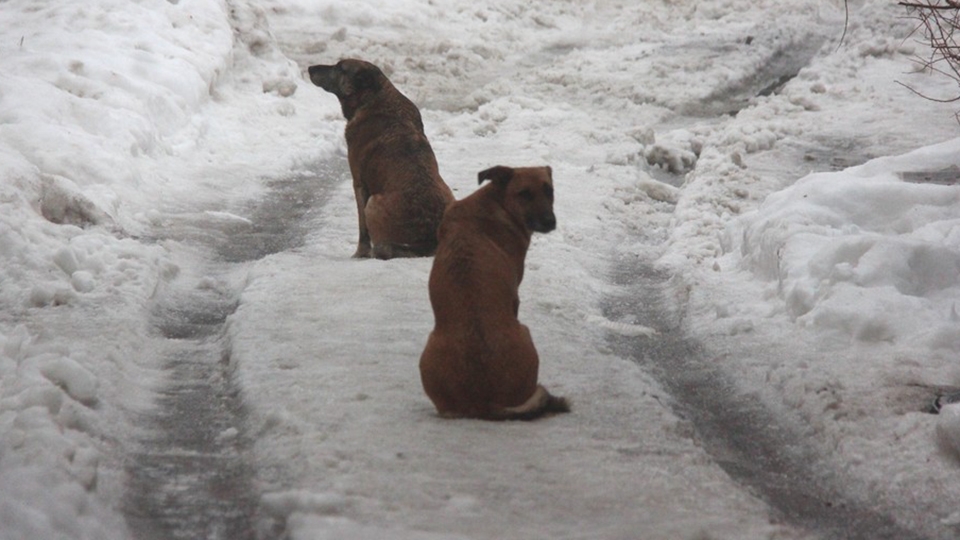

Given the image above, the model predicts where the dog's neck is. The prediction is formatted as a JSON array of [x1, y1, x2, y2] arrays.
[[483, 202, 533, 283]]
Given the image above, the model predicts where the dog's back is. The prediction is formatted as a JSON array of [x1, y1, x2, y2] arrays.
[[420, 166, 569, 420], [347, 98, 451, 256]]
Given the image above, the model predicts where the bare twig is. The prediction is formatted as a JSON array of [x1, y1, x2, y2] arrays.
[[900, 2, 960, 9], [896, 80, 960, 102], [837, 0, 849, 51], [898, 0, 960, 116]]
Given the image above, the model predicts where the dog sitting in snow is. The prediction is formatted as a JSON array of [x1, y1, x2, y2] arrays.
[[419, 165, 570, 420], [308, 59, 454, 259]]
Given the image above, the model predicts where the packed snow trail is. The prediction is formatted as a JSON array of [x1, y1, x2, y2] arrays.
[[124, 338, 258, 540], [122, 162, 344, 539]]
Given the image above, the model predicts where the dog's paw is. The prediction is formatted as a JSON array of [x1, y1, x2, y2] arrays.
[[352, 244, 372, 258]]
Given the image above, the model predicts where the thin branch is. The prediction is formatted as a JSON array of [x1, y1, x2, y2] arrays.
[[896, 80, 960, 102], [837, 0, 849, 51], [898, 0, 960, 111], [899, 2, 960, 10]]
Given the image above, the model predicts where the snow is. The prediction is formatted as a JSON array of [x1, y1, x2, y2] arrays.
[[1, 0, 960, 539], [938, 403, 960, 460], [729, 141, 960, 340]]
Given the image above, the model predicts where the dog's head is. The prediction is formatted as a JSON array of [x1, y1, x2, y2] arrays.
[[478, 165, 556, 234], [308, 59, 387, 120]]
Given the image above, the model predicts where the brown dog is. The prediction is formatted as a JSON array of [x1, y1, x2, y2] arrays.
[[308, 59, 454, 259], [419, 165, 570, 420]]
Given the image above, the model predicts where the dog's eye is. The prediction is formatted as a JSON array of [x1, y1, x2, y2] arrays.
[[518, 189, 534, 201]]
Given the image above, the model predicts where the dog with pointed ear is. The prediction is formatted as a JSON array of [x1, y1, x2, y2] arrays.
[[419, 165, 569, 420], [308, 59, 454, 259]]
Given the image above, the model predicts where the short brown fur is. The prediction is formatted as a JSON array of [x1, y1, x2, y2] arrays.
[[308, 59, 454, 259], [419, 165, 570, 420]]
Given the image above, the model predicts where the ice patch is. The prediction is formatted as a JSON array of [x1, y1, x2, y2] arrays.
[[588, 314, 659, 337], [203, 210, 254, 225]]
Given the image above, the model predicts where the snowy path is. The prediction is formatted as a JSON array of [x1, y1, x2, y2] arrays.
[[121, 163, 343, 539], [125, 339, 258, 540], [4, 1, 960, 539]]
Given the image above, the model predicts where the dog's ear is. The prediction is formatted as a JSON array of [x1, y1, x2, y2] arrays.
[[478, 166, 514, 187], [354, 68, 381, 93]]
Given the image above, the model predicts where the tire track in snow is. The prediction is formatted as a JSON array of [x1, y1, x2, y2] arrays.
[[598, 25, 936, 539], [603, 260, 932, 540], [123, 161, 346, 540]]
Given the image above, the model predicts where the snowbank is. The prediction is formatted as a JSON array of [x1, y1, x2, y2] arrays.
[[0, 1, 309, 538], [730, 138, 960, 347]]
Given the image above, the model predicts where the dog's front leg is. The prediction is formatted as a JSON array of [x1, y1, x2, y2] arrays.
[[353, 184, 372, 258]]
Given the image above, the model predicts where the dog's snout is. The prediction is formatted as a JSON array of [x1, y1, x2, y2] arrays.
[[531, 212, 556, 233], [308, 64, 336, 91], [542, 212, 556, 230]]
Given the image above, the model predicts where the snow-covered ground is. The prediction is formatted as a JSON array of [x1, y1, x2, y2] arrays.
[[2, 0, 959, 538]]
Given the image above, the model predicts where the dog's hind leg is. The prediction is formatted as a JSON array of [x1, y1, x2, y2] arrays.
[[364, 193, 434, 259], [364, 193, 394, 258]]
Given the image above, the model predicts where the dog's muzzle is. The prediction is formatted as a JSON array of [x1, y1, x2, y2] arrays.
[[308, 64, 338, 94], [529, 212, 556, 233]]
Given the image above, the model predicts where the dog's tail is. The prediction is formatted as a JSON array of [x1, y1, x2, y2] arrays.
[[492, 385, 571, 421]]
